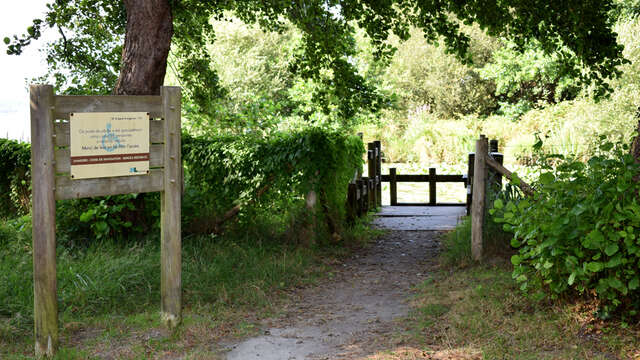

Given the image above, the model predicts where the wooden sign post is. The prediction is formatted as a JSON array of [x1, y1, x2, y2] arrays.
[[30, 85, 182, 358]]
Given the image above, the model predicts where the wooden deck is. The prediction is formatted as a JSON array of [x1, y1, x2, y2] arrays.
[[372, 206, 466, 231]]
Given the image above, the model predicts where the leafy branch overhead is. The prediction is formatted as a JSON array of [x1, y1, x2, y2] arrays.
[[4, 0, 628, 123]]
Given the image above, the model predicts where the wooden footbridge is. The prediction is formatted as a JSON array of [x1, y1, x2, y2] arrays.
[[347, 136, 504, 231]]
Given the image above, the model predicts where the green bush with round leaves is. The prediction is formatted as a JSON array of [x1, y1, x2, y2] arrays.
[[492, 140, 640, 318]]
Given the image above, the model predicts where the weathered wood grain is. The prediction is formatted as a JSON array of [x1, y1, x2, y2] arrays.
[[160, 87, 182, 329], [53, 95, 163, 119], [471, 136, 488, 261], [53, 120, 164, 146], [30, 85, 59, 358], [55, 169, 164, 200]]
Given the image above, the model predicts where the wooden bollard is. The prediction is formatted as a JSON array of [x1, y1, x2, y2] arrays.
[[429, 167, 437, 205], [367, 145, 377, 209], [356, 179, 364, 216], [389, 168, 397, 206], [374, 141, 382, 207], [347, 182, 357, 222], [471, 136, 488, 261]]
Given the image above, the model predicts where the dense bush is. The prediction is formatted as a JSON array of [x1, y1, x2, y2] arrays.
[[492, 140, 640, 317], [182, 128, 364, 240], [0, 139, 31, 218]]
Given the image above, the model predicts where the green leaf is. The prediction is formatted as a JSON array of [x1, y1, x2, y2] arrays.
[[539, 172, 555, 185], [3, 37, 9, 45], [511, 255, 522, 265], [568, 272, 576, 286], [586, 262, 604, 273], [583, 230, 604, 250], [79, 210, 94, 222], [493, 199, 504, 209], [629, 277, 640, 290], [604, 243, 619, 256]]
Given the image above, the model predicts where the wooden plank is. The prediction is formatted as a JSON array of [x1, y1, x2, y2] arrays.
[[380, 174, 466, 182], [471, 136, 488, 261], [55, 169, 164, 200], [429, 168, 437, 206], [486, 156, 534, 196], [30, 85, 59, 358], [53, 95, 163, 119], [54, 144, 164, 173], [389, 168, 397, 206], [54, 120, 164, 146], [160, 86, 182, 329]]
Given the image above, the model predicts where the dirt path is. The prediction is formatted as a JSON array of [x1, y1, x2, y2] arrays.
[[225, 230, 442, 359], [225, 207, 464, 359]]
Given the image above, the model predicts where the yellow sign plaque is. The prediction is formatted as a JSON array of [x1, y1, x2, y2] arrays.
[[70, 112, 150, 179]]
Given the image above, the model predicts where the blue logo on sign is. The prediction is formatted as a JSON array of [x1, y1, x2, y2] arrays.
[[101, 123, 121, 153]]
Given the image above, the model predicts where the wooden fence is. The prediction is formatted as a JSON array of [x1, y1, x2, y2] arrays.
[[346, 136, 382, 222]]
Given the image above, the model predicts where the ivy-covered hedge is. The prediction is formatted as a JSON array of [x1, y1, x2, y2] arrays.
[[0, 139, 31, 218], [492, 141, 640, 317], [182, 128, 364, 238]]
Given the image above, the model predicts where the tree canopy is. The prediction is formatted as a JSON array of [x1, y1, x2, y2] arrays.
[[5, 0, 628, 126]]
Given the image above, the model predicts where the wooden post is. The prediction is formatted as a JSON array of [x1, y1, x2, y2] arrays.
[[490, 139, 499, 153], [471, 136, 488, 261], [389, 167, 397, 206], [374, 140, 382, 207], [429, 167, 436, 205], [160, 86, 182, 329], [356, 179, 365, 215], [357, 132, 363, 179], [467, 153, 475, 216], [347, 182, 357, 222], [30, 85, 58, 358], [367, 144, 377, 209], [489, 139, 503, 191]]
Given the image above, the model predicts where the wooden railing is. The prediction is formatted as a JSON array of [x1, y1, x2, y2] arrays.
[[381, 169, 466, 206]]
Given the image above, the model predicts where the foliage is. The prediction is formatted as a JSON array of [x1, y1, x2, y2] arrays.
[[0, 139, 31, 218], [492, 140, 640, 317], [5, 0, 628, 128], [380, 26, 499, 118], [55, 194, 159, 246], [479, 41, 582, 119], [182, 128, 364, 237]]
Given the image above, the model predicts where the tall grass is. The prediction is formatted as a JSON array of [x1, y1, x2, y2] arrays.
[[0, 215, 335, 349]]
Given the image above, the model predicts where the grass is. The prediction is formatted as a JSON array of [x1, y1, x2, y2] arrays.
[[403, 264, 640, 359], [0, 213, 377, 359]]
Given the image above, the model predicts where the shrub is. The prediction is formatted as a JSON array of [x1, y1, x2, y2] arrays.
[[0, 139, 31, 218], [492, 139, 640, 317]]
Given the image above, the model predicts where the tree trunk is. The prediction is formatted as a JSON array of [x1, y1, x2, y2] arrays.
[[114, 0, 173, 95]]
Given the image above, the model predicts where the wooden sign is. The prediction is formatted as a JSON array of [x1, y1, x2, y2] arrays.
[[70, 112, 150, 179], [30, 85, 182, 358]]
